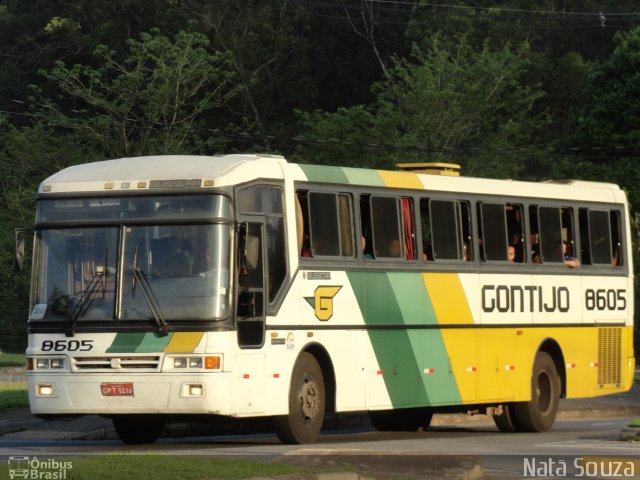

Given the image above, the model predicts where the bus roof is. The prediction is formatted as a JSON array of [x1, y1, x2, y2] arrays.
[[39, 154, 625, 204]]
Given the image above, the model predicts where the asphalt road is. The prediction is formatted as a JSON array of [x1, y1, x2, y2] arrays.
[[0, 370, 637, 479]]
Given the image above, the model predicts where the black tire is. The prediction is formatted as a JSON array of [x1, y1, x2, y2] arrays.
[[273, 352, 325, 444], [493, 403, 521, 432], [113, 415, 165, 445], [512, 351, 561, 432], [369, 408, 433, 432]]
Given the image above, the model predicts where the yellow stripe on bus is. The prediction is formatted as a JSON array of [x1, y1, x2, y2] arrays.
[[422, 273, 477, 403], [163, 332, 204, 353], [421, 273, 473, 324], [377, 170, 423, 189]]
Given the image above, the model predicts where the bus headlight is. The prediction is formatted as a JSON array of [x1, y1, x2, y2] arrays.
[[188, 358, 203, 368], [31, 357, 66, 370], [36, 359, 50, 369], [173, 358, 188, 368], [165, 355, 222, 372], [50, 359, 65, 369]]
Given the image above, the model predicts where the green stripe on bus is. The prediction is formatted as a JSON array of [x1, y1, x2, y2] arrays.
[[106, 332, 175, 353], [341, 167, 385, 186], [387, 272, 437, 325], [106, 333, 147, 353], [135, 332, 174, 353], [347, 271, 462, 407], [411, 330, 462, 405], [299, 164, 349, 184], [363, 272, 404, 325], [368, 329, 427, 406]]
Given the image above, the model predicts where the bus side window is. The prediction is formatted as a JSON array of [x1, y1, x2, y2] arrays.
[[430, 199, 462, 260], [610, 210, 623, 266], [419, 198, 433, 262], [236, 184, 286, 306], [561, 207, 578, 266], [360, 194, 374, 259], [459, 201, 473, 262], [506, 203, 524, 263], [401, 197, 416, 260], [478, 202, 507, 262], [587, 210, 613, 265], [371, 196, 402, 258], [538, 206, 563, 263], [577, 207, 622, 267], [296, 191, 312, 257], [308, 191, 355, 258]]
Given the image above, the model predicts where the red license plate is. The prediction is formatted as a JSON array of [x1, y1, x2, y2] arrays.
[[101, 383, 134, 396]]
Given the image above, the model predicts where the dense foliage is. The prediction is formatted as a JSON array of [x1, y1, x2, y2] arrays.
[[1, 1, 640, 351]]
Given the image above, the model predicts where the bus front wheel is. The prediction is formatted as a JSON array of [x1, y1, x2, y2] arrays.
[[113, 415, 165, 445], [274, 352, 325, 444], [512, 351, 560, 432]]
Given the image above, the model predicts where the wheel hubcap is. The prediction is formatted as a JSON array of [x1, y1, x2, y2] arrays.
[[298, 374, 319, 420]]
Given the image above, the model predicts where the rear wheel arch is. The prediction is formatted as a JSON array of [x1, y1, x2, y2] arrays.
[[537, 338, 567, 398]]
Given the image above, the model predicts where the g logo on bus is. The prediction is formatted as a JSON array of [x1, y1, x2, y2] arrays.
[[304, 286, 342, 321]]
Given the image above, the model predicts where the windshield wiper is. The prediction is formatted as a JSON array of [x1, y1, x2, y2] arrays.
[[131, 245, 169, 337], [66, 248, 108, 337]]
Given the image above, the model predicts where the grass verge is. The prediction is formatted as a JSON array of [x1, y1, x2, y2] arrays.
[[0, 455, 319, 480], [0, 380, 28, 410], [0, 353, 25, 368], [629, 418, 640, 428]]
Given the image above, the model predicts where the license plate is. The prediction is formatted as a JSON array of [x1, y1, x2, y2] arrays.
[[101, 383, 134, 396]]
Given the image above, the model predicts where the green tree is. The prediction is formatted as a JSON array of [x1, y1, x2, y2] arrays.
[[0, 118, 95, 352], [576, 27, 640, 154], [294, 34, 547, 178], [36, 27, 239, 157]]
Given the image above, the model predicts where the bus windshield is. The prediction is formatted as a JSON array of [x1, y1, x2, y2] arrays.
[[31, 219, 231, 325]]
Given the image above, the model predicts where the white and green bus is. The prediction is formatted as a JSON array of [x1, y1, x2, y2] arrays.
[[25, 154, 635, 444]]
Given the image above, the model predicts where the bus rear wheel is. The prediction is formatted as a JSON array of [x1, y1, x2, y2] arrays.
[[273, 352, 325, 444], [493, 403, 520, 432], [512, 351, 560, 432], [113, 415, 165, 445], [369, 408, 433, 432]]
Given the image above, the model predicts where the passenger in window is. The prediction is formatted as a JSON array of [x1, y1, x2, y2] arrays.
[[389, 239, 401, 258], [530, 234, 541, 264], [508, 245, 516, 263], [361, 235, 373, 260], [563, 241, 580, 268]]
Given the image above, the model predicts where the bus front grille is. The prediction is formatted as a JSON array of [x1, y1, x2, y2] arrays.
[[597, 327, 622, 387], [72, 355, 161, 371]]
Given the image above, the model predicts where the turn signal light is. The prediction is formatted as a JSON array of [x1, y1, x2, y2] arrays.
[[205, 356, 221, 370]]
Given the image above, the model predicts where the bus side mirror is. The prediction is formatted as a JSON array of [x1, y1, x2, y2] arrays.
[[14, 228, 27, 272]]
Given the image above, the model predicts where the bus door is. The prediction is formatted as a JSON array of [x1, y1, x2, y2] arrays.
[[235, 184, 287, 350], [236, 221, 266, 348]]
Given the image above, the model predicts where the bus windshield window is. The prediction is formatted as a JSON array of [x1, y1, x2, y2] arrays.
[[31, 228, 118, 322], [30, 224, 231, 323], [122, 224, 231, 321]]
